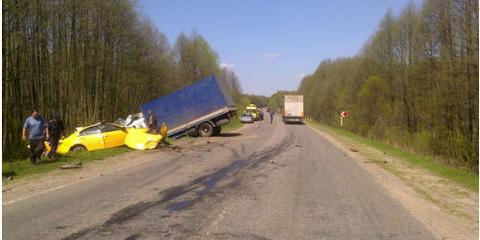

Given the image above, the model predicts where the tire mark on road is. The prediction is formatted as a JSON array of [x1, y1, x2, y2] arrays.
[[62, 132, 295, 240]]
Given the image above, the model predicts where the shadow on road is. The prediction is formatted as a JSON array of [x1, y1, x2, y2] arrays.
[[283, 122, 305, 125], [218, 133, 242, 138]]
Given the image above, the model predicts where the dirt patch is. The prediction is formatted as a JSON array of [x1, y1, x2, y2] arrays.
[[308, 125, 478, 240]]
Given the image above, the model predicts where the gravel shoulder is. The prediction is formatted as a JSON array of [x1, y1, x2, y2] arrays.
[[308, 123, 479, 240]]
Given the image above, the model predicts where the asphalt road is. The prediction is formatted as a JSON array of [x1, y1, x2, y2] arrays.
[[3, 118, 436, 240]]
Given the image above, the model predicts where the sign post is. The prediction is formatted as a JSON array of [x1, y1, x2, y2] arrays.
[[340, 111, 348, 127]]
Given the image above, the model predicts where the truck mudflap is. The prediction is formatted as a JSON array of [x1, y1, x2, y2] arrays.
[[283, 117, 304, 123]]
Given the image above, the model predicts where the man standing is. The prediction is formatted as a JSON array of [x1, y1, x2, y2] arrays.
[[268, 107, 275, 124], [22, 110, 48, 164], [47, 112, 65, 159], [147, 110, 158, 133]]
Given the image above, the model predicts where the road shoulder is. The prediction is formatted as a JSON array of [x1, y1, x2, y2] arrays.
[[307, 123, 478, 240], [2, 124, 251, 206]]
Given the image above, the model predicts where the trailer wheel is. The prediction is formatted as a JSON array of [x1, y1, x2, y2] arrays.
[[186, 127, 199, 137], [213, 126, 221, 136], [198, 122, 213, 137]]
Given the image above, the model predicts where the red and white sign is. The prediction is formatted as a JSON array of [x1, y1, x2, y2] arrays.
[[341, 111, 349, 118]]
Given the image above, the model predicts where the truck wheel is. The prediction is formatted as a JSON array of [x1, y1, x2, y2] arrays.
[[186, 127, 199, 137], [213, 126, 221, 136], [198, 122, 213, 137]]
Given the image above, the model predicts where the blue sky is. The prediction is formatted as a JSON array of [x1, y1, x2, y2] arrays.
[[137, 0, 423, 96]]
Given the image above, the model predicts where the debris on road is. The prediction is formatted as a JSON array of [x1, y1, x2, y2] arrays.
[[350, 148, 359, 152], [60, 162, 82, 169], [190, 146, 211, 152], [171, 146, 181, 151]]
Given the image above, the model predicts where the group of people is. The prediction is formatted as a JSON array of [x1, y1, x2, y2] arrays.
[[22, 110, 65, 164]]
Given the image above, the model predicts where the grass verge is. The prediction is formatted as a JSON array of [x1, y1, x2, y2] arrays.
[[222, 116, 243, 132], [308, 120, 478, 192], [3, 147, 131, 183]]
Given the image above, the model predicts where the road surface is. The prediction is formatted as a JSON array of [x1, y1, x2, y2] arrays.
[[3, 118, 436, 239]]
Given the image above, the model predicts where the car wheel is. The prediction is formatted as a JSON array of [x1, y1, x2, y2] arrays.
[[70, 145, 87, 152], [198, 122, 213, 137]]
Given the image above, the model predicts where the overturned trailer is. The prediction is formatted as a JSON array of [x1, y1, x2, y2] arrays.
[[141, 76, 237, 138]]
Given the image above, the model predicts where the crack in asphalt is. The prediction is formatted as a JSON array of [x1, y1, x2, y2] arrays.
[[62, 133, 295, 240]]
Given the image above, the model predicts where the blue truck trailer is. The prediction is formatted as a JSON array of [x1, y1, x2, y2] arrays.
[[141, 76, 237, 138]]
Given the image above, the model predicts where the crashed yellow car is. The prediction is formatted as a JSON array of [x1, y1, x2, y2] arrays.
[[46, 122, 168, 154], [124, 124, 168, 150], [49, 123, 128, 154]]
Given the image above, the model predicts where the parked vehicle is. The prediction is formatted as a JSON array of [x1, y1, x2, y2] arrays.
[[141, 76, 237, 138], [244, 109, 258, 121], [51, 123, 128, 154], [283, 95, 304, 123], [245, 104, 260, 120], [240, 113, 254, 123]]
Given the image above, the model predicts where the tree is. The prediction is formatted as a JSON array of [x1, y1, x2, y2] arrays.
[[297, 0, 479, 171], [2, 0, 231, 161]]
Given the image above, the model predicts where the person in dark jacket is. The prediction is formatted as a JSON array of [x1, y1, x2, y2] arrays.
[[268, 107, 275, 124], [22, 110, 48, 164], [47, 112, 65, 159], [147, 110, 158, 133]]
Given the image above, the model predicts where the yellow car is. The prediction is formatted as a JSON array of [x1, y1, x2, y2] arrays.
[[124, 123, 168, 150], [245, 104, 260, 121], [50, 123, 128, 154]]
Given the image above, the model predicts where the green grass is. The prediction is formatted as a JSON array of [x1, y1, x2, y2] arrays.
[[308, 120, 479, 192], [3, 147, 131, 182], [222, 116, 243, 132]]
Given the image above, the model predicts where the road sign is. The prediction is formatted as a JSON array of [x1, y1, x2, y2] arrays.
[[340, 111, 348, 127]]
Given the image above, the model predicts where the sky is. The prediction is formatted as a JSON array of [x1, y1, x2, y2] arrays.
[[137, 0, 423, 96]]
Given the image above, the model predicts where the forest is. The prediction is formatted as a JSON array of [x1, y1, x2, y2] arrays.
[[298, 0, 478, 171], [2, 0, 241, 160]]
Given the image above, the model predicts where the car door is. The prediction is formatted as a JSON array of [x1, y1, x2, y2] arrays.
[[100, 124, 127, 148], [78, 126, 105, 150]]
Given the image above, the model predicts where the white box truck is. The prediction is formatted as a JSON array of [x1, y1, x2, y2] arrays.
[[283, 95, 304, 123]]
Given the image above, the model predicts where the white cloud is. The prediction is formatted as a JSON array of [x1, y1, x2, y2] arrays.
[[220, 63, 235, 69], [262, 53, 280, 59], [296, 73, 306, 78]]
